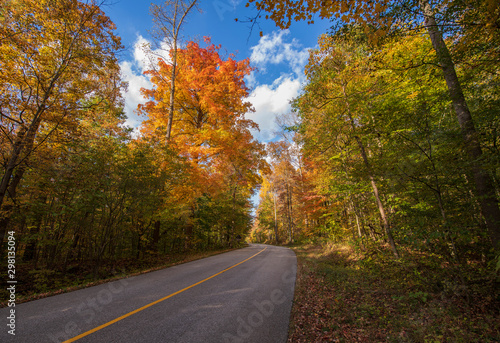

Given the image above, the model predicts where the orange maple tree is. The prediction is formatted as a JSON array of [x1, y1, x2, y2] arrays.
[[139, 37, 267, 198]]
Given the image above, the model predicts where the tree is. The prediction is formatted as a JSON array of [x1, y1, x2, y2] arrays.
[[139, 38, 267, 249], [0, 0, 124, 248], [255, 176, 280, 243], [294, 32, 400, 256], [248, 0, 500, 251], [148, 0, 199, 142], [419, 0, 500, 251], [267, 141, 299, 243]]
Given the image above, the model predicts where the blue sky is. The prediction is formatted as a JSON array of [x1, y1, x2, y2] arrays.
[[104, 0, 332, 143]]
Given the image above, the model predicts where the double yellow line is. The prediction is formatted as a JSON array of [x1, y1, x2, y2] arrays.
[[64, 247, 267, 342]]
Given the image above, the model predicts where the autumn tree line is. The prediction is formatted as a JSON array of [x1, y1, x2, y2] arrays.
[[1, 0, 499, 283], [252, 0, 500, 266], [0, 0, 266, 278]]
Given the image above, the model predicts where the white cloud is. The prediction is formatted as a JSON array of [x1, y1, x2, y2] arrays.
[[245, 76, 301, 142], [120, 35, 177, 130], [250, 30, 310, 77], [121, 31, 311, 143], [133, 35, 174, 73], [245, 30, 311, 142], [132, 35, 151, 73], [120, 60, 151, 129], [244, 72, 257, 90], [119, 35, 157, 130]]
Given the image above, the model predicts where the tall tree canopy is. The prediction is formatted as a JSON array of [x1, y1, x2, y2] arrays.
[[248, 0, 500, 251], [0, 0, 124, 248], [139, 37, 268, 247], [149, 0, 199, 141]]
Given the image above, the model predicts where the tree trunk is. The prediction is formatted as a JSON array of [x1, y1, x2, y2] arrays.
[[152, 220, 161, 252], [231, 184, 236, 247], [341, 83, 399, 257], [166, 41, 177, 141], [421, 0, 500, 251], [23, 195, 48, 262], [350, 198, 365, 249], [273, 190, 279, 244], [0, 119, 41, 253], [286, 183, 293, 243], [152, 0, 199, 142], [184, 205, 195, 251], [289, 184, 294, 243], [355, 136, 399, 258], [0, 128, 26, 209]]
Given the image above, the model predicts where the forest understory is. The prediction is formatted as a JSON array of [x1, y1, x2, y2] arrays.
[[288, 243, 499, 343]]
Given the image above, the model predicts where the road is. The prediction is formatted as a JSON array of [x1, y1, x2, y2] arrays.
[[1, 244, 296, 343]]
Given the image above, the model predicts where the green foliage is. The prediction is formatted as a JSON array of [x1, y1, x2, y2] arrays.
[[281, 25, 499, 263], [28, 269, 58, 293], [1, 4, 262, 288]]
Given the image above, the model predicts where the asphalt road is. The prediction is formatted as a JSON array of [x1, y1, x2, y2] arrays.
[[1, 244, 297, 343]]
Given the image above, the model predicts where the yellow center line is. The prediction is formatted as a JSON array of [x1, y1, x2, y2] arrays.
[[63, 247, 267, 343]]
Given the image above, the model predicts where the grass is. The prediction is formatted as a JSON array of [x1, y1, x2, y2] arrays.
[[287, 242, 499, 342], [0, 246, 242, 307]]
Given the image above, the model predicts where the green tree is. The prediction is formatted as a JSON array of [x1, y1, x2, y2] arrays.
[[247, 0, 500, 251], [0, 0, 124, 249]]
